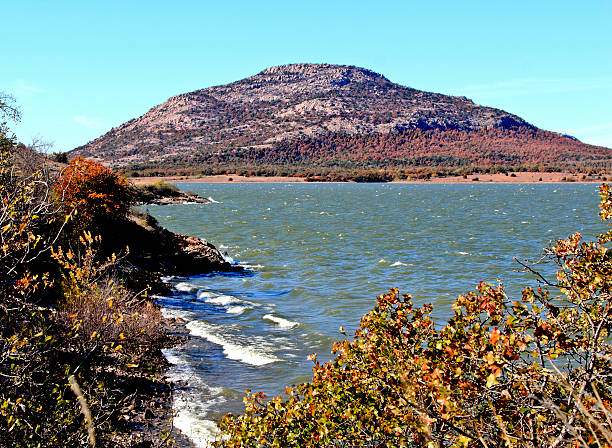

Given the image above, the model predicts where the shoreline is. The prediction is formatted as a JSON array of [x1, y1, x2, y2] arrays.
[[130, 172, 605, 184]]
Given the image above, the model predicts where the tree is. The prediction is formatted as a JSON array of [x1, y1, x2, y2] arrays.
[[215, 186, 612, 447], [0, 93, 20, 153]]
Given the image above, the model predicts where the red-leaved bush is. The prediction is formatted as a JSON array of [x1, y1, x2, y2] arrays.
[[56, 157, 133, 223]]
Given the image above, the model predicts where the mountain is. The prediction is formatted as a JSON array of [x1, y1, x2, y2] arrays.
[[71, 64, 611, 174]]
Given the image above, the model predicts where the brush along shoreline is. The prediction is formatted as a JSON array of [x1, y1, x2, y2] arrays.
[[112, 201, 242, 446]]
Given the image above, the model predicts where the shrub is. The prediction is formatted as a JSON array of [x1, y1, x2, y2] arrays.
[[215, 185, 612, 447], [151, 179, 179, 195], [56, 157, 134, 226], [52, 231, 164, 357], [135, 180, 181, 201]]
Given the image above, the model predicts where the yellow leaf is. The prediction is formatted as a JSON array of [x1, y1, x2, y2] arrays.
[[486, 373, 500, 388], [457, 435, 472, 447]]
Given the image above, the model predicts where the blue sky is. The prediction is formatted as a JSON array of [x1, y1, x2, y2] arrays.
[[2, 0, 611, 151]]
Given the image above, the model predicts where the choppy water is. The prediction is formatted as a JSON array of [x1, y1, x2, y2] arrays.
[[145, 183, 605, 446]]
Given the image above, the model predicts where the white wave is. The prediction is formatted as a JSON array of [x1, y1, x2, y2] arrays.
[[161, 308, 197, 322], [186, 321, 280, 366], [206, 294, 240, 306], [226, 306, 248, 315], [218, 244, 239, 250], [457, 251, 471, 255], [162, 347, 184, 366], [206, 197, 221, 203], [162, 347, 225, 447], [378, 258, 387, 264], [239, 263, 264, 270], [174, 412, 219, 448], [197, 290, 215, 299], [390, 261, 407, 267], [221, 253, 235, 264], [201, 293, 257, 312], [175, 282, 198, 292], [263, 314, 299, 329]]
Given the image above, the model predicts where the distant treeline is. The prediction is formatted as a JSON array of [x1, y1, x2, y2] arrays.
[[86, 127, 612, 179], [115, 162, 606, 183]]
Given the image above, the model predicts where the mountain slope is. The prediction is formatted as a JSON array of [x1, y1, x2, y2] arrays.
[[71, 64, 611, 172]]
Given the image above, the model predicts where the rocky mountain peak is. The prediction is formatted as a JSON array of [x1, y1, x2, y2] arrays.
[[70, 64, 609, 171], [259, 63, 390, 83], [249, 64, 393, 93]]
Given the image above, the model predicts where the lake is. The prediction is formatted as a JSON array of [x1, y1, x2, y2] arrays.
[[146, 183, 605, 446]]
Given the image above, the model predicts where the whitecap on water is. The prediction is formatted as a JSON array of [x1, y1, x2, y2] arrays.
[[206, 197, 221, 203], [174, 282, 196, 292], [226, 306, 248, 315], [173, 413, 220, 448], [221, 253, 235, 264], [186, 321, 280, 366], [390, 261, 407, 267], [175, 282, 199, 293], [239, 263, 264, 270], [197, 290, 216, 299], [206, 295, 240, 306], [263, 314, 299, 329], [161, 308, 197, 322], [162, 347, 225, 447]]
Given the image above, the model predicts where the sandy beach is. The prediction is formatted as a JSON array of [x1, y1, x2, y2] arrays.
[[130, 171, 605, 184]]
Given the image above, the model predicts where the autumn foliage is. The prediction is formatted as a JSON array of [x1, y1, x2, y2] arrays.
[[1, 147, 167, 447], [215, 187, 612, 447], [56, 157, 133, 223]]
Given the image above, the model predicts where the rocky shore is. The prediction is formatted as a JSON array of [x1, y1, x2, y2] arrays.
[[137, 192, 210, 205], [103, 209, 240, 447], [132, 180, 211, 206]]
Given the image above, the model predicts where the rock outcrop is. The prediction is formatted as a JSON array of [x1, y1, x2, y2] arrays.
[[101, 212, 240, 294]]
